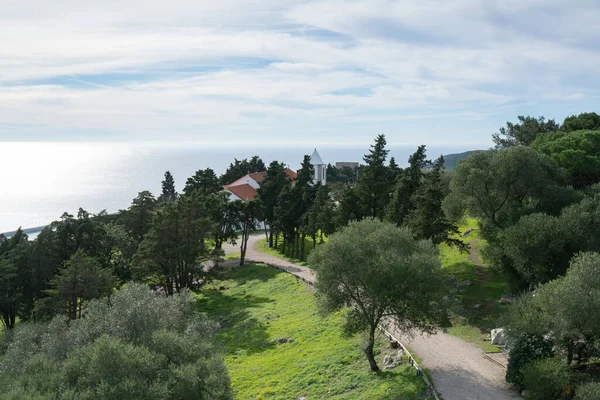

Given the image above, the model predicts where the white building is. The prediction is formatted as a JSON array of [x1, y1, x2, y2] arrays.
[[311, 148, 326, 185]]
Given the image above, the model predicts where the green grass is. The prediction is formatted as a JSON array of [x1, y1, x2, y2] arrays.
[[441, 217, 508, 352], [257, 234, 325, 267], [196, 264, 431, 399]]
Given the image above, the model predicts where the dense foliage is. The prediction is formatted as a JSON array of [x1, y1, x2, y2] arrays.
[[309, 218, 448, 371], [0, 284, 232, 400]]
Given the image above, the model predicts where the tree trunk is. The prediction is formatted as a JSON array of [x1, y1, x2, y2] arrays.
[[70, 297, 78, 320], [567, 340, 574, 365], [365, 325, 380, 372], [320, 231, 324, 244], [268, 231, 273, 248], [301, 233, 306, 261], [240, 223, 249, 266], [274, 233, 278, 248], [312, 233, 317, 249]]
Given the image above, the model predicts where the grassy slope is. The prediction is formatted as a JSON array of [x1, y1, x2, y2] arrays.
[[196, 264, 429, 400], [441, 217, 508, 352]]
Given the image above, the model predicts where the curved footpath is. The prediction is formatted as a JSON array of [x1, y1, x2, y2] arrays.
[[222, 234, 521, 400]]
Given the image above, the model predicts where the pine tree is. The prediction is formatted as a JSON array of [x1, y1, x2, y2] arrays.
[[386, 145, 430, 226], [257, 161, 289, 247], [389, 156, 401, 181], [183, 168, 221, 196], [406, 156, 465, 250], [158, 171, 178, 202], [354, 134, 391, 219]]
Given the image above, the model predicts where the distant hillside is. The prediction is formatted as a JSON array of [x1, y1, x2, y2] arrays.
[[440, 150, 482, 170]]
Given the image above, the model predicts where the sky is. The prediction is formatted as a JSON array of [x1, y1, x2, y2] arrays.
[[1, 0, 599, 148]]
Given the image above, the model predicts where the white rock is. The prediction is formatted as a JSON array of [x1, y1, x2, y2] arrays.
[[491, 328, 508, 345]]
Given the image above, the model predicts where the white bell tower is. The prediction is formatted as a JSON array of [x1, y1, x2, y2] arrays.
[[311, 148, 326, 185]]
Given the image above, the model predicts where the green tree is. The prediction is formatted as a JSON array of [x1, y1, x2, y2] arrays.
[[505, 333, 554, 389], [0, 229, 31, 329], [533, 129, 600, 188], [45, 249, 117, 320], [492, 115, 560, 148], [445, 147, 573, 231], [561, 112, 600, 132], [219, 156, 266, 185], [0, 284, 232, 399], [521, 357, 571, 400], [294, 155, 316, 261], [405, 156, 465, 250], [236, 200, 261, 266], [158, 171, 178, 202], [309, 184, 336, 245], [209, 192, 241, 251], [257, 161, 289, 247], [183, 168, 221, 196], [354, 135, 392, 219], [387, 145, 430, 226], [134, 195, 212, 295], [507, 252, 600, 365], [308, 219, 448, 371], [485, 193, 600, 290], [123, 191, 157, 243]]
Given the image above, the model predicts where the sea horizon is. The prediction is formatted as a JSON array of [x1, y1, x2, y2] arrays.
[[0, 141, 486, 234]]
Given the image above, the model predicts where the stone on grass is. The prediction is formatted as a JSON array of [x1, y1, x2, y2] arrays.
[[275, 337, 294, 344], [491, 328, 507, 345], [457, 280, 472, 288]]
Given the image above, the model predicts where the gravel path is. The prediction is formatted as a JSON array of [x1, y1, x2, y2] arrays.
[[222, 235, 521, 400]]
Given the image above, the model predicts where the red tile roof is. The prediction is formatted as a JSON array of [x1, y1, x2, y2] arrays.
[[225, 184, 258, 201], [225, 168, 297, 189]]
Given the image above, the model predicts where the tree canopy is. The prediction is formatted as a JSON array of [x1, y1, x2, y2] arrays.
[[0, 284, 232, 400], [309, 218, 447, 371], [492, 115, 560, 148], [533, 129, 600, 188]]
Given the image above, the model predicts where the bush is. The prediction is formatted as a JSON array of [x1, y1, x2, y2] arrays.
[[521, 357, 571, 400], [506, 333, 554, 388], [0, 283, 232, 400], [575, 381, 600, 400]]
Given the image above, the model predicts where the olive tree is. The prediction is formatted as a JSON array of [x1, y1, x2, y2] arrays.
[[0, 283, 232, 399], [308, 218, 448, 371]]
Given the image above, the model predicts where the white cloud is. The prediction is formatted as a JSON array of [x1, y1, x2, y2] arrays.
[[0, 0, 599, 144]]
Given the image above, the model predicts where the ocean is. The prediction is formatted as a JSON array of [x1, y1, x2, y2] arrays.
[[0, 142, 477, 234]]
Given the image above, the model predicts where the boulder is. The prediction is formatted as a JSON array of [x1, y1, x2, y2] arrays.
[[491, 328, 507, 345]]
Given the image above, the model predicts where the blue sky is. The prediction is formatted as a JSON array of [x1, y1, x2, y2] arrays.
[[1, 0, 599, 148]]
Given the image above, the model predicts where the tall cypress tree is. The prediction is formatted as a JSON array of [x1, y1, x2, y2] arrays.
[[158, 171, 178, 203], [354, 134, 391, 219], [386, 145, 430, 226]]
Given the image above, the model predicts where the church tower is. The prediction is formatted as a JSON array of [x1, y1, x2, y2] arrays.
[[311, 148, 326, 185]]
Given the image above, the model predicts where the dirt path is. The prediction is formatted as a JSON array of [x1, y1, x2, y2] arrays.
[[222, 235, 521, 400]]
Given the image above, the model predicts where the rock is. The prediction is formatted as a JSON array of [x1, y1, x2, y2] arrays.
[[397, 349, 404, 358], [457, 280, 472, 288], [491, 328, 508, 345], [390, 341, 400, 349], [383, 355, 392, 365], [473, 303, 481, 309], [449, 288, 458, 294], [275, 337, 294, 344], [297, 397, 307, 400], [500, 295, 515, 304]]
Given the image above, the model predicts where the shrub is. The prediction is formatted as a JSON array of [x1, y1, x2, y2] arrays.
[[575, 381, 600, 400], [506, 333, 554, 388], [521, 357, 571, 400], [0, 283, 232, 400]]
